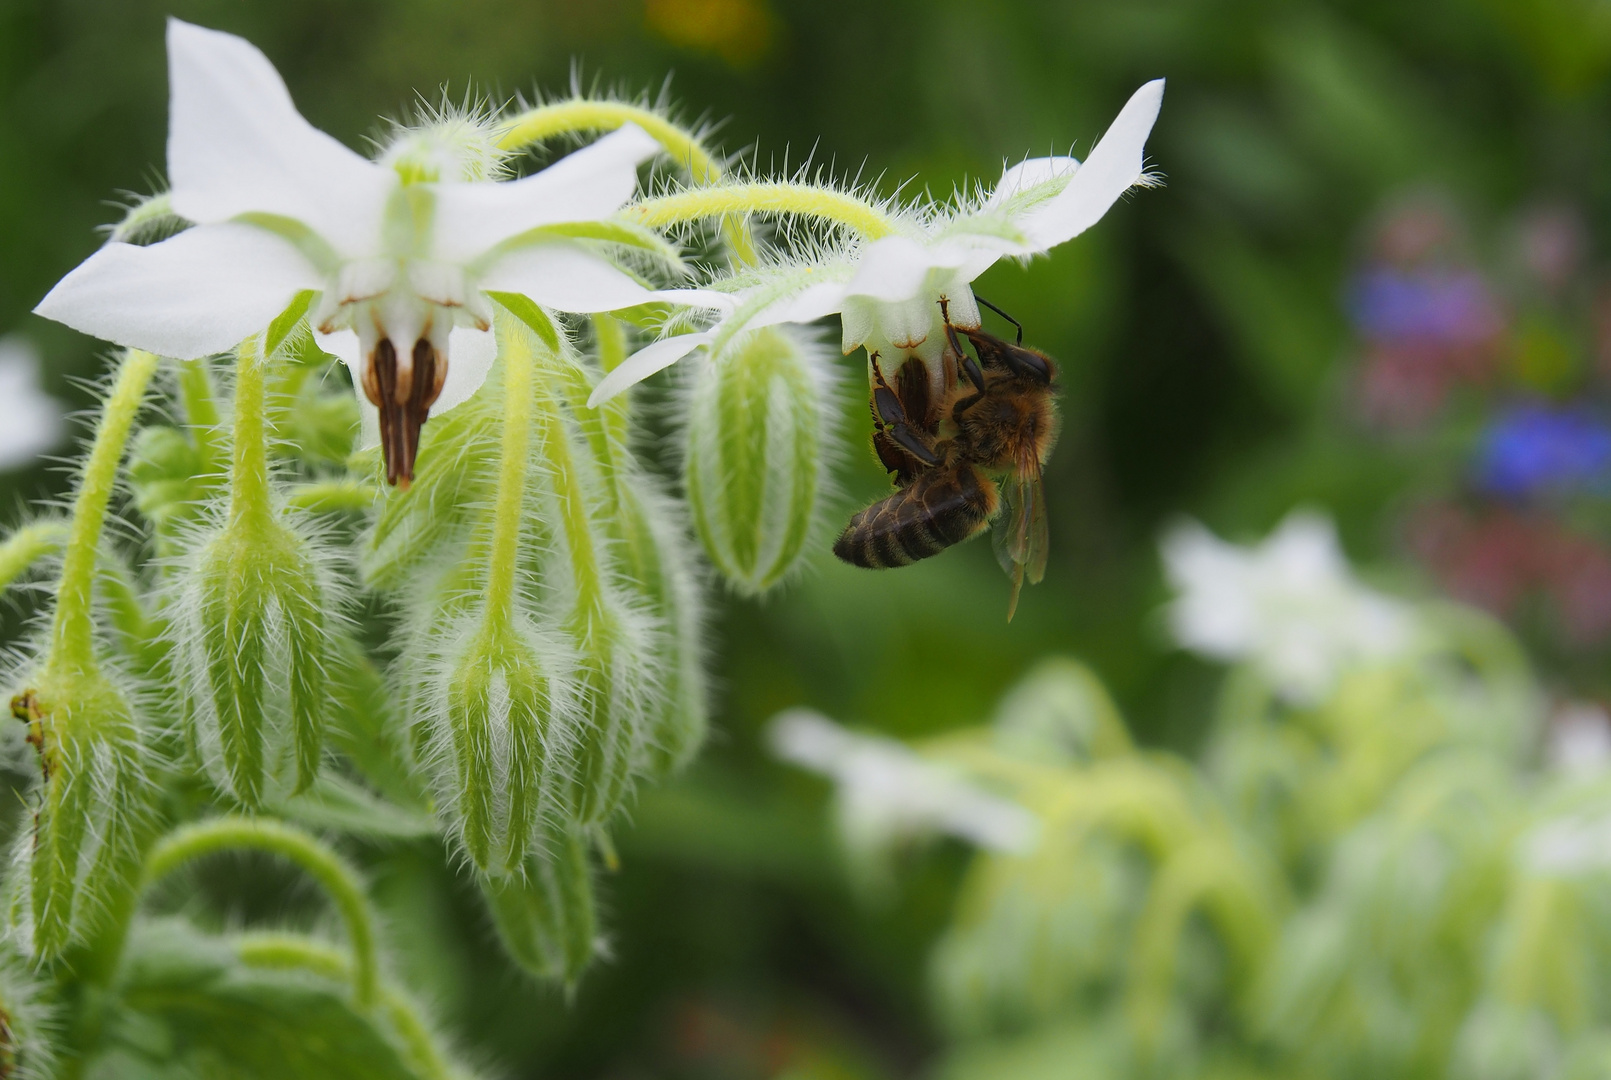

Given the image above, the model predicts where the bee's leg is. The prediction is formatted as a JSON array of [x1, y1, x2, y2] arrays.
[[939, 299, 987, 399], [870, 352, 940, 468], [974, 294, 1024, 346]]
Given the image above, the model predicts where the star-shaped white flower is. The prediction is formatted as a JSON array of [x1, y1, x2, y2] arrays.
[[589, 78, 1164, 407], [768, 708, 1038, 856], [1161, 510, 1416, 705], [34, 20, 716, 485]]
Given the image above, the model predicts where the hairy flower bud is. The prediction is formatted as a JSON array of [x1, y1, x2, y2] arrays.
[[682, 327, 836, 595], [479, 825, 599, 986], [171, 515, 336, 808], [431, 612, 569, 873], [616, 481, 708, 778], [0, 929, 56, 1075], [9, 670, 148, 958]]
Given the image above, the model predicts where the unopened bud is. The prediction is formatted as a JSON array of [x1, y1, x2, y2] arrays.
[[682, 327, 835, 595], [559, 600, 656, 824], [10, 670, 148, 958], [433, 614, 567, 874], [479, 824, 599, 986], [616, 482, 708, 778], [0, 928, 56, 1074], [173, 516, 334, 808]]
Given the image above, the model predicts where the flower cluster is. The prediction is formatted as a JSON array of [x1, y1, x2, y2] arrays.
[[0, 18, 1163, 1074]]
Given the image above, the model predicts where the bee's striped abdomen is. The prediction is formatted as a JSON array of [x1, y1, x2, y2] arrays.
[[834, 464, 997, 569]]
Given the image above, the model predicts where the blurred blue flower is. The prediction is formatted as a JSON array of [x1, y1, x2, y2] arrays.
[[1475, 402, 1611, 499], [1348, 267, 1501, 344]]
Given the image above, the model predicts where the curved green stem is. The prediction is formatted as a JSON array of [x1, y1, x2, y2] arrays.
[[144, 817, 379, 1007], [497, 99, 757, 264], [228, 338, 274, 531], [0, 521, 68, 592], [630, 182, 896, 241], [48, 349, 159, 676], [234, 933, 462, 1080], [534, 371, 605, 616]]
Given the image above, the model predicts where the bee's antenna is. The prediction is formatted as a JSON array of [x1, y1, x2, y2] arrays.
[[973, 295, 1023, 346]]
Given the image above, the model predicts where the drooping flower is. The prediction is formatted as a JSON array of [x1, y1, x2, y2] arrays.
[[1161, 510, 1416, 704], [34, 19, 718, 485], [767, 708, 1037, 856], [589, 79, 1165, 406]]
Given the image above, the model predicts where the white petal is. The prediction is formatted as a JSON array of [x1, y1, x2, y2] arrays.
[[987, 156, 1081, 210], [879, 296, 936, 352], [844, 236, 967, 303], [433, 125, 659, 265], [165, 20, 390, 258], [751, 280, 852, 330], [313, 329, 381, 450], [650, 288, 740, 313], [588, 331, 713, 408], [478, 242, 656, 313], [435, 326, 498, 416], [34, 225, 321, 359], [839, 296, 876, 355], [1015, 79, 1164, 250]]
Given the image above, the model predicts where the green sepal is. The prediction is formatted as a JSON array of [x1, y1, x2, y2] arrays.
[[446, 618, 552, 873], [479, 827, 598, 987], [14, 668, 150, 959], [184, 516, 329, 808]]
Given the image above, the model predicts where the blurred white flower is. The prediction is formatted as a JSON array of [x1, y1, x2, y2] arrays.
[[590, 79, 1165, 406], [33, 20, 721, 484], [1522, 812, 1611, 875], [767, 708, 1037, 856], [1547, 702, 1611, 776], [0, 337, 64, 471], [1161, 510, 1415, 704]]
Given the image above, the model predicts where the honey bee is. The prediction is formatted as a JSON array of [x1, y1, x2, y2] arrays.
[[833, 298, 1058, 618]]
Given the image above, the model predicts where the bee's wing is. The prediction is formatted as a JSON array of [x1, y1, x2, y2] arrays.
[[992, 455, 1050, 619]]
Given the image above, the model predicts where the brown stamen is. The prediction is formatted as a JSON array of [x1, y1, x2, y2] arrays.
[[361, 338, 448, 489]]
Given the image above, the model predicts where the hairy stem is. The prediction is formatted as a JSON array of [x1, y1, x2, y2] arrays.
[[48, 349, 159, 675], [177, 357, 224, 479], [485, 311, 538, 634], [235, 933, 462, 1080], [144, 817, 379, 1007], [498, 99, 758, 263], [0, 521, 68, 593], [630, 181, 896, 241], [228, 338, 274, 531]]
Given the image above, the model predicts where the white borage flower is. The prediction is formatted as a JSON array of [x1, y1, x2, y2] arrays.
[[589, 78, 1164, 408], [767, 708, 1038, 857], [33, 19, 726, 485], [1161, 510, 1417, 705]]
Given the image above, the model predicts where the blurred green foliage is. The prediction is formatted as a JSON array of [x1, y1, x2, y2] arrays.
[[7, 0, 1611, 1075]]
